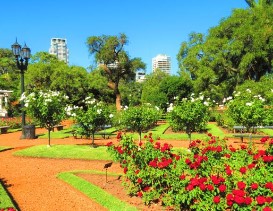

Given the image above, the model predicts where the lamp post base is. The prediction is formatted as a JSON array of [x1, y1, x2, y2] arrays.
[[21, 125, 36, 139]]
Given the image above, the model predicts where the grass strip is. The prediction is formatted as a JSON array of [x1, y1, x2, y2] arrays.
[[0, 180, 17, 209], [260, 128, 273, 136], [57, 171, 138, 211], [13, 145, 112, 161], [149, 123, 170, 134], [206, 123, 229, 138]]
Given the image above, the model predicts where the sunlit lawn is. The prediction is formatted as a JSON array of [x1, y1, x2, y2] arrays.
[[13, 145, 113, 160]]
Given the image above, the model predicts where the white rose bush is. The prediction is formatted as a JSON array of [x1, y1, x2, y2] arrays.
[[22, 90, 67, 146], [226, 90, 273, 132], [168, 95, 210, 143], [68, 97, 112, 147]]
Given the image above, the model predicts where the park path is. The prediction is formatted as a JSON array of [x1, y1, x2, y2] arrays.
[[0, 129, 123, 211]]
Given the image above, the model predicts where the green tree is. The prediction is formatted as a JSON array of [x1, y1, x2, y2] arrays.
[[70, 98, 112, 147], [177, 5, 273, 102], [159, 74, 193, 105], [168, 98, 210, 143], [86, 33, 146, 110], [119, 80, 143, 106], [245, 0, 273, 7], [119, 104, 161, 142], [0, 48, 21, 116], [141, 69, 169, 109], [23, 90, 67, 146], [50, 65, 91, 107], [25, 52, 66, 90]]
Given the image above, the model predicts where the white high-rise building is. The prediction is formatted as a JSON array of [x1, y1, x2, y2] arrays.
[[152, 54, 171, 74], [49, 38, 69, 64]]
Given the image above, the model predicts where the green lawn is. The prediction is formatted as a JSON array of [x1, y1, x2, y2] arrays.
[[0, 181, 17, 210], [57, 170, 138, 211], [13, 145, 113, 160]]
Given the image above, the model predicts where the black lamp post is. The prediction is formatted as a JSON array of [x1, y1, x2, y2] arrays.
[[11, 39, 31, 139]]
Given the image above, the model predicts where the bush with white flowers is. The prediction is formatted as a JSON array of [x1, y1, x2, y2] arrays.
[[168, 95, 210, 143], [118, 104, 162, 142], [226, 89, 271, 132], [69, 97, 112, 146], [22, 90, 68, 145]]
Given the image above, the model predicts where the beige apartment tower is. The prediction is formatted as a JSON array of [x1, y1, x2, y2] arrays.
[[49, 38, 69, 64], [152, 54, 171, 74]]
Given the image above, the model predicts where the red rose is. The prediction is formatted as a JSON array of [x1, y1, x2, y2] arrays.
[[245, 197, 252, 205], [263, 207, 272, 211], [239, 167, 247, 174], [123, 167, 128, 174], [213, 196, 220, 204], [237, 181, 246, 190], [199, 183, 206, 191], [106, 142, 113, 146], [251, 183, 258, 190], [207, 184, 214, 191], [256, 196, 267, 205], [219, 184, 226, 192], [179, 174, 186, 180], [137, 178, 143, 184], [137, 191, 143, 197], [234, 196, 245, 205]]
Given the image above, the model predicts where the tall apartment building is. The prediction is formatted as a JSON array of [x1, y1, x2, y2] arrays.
[[49, 38, 69, 64], [152, 54, 171, 74]]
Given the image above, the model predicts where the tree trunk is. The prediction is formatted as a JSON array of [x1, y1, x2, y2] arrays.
[[108, 80, 121, 111], [91, 132, 95, 147], [116, 92, 121, 111], [48, 129, 51, 146]]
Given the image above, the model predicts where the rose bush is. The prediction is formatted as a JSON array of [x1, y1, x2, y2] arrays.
[[22, 90, 67, 145], [168, 96, 210, 143], [67, 97, 112, 146], [107, 133, 273, 210], [226, 89, 273, 132], [117, 104, 162, 142]]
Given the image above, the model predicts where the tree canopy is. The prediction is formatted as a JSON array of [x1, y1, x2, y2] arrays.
[[86, 33, 146, 110], [177, 5, 273, 102]]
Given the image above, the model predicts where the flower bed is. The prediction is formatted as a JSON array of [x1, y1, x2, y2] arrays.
[[107, 133, 273, 210]]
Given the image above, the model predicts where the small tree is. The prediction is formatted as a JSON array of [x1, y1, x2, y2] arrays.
[[22, 90, 67, 146], [226, 89, 266, 132], [168, 96, 210, 143], [70, 97, 112, 147], [119, 104, 162, 142]]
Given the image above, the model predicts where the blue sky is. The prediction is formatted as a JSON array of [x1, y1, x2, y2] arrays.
[[1, 0, 248, 75]]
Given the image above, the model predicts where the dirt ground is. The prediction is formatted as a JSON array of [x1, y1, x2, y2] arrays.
[[0, 122, 265, 211]]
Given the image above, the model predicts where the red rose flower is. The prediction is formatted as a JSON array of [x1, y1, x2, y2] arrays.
[[234, 195, 245, 205], [237, 181, 246, 190], [137, 191, 143, 197], [199, 183, 206, 191], [256, 195, 267, 205], [207, 184, 214, 191], [251, 183, 258, 190], [263, 207, 272, 211], [239, 167, 247, 174], [106, 142, 113, 146], [213, 196, 220, 204], [245, 197, 252, 205], [179, 174, 186, 180], [219, 184, 226, 192], [123, 167, 128, 174], [137, 178, 143, 184]]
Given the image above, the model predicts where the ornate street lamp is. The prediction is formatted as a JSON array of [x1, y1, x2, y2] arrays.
[[11, 39, 31, 139]]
